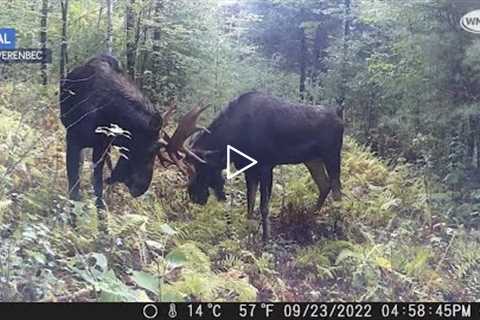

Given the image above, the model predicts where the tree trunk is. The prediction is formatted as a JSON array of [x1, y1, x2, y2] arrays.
[[151, 0, 162, 100], [97, 6, 103, 29], [60, 0, 68, 81], [472, 115, 480, 169], [299, 24, 307, 102], [126, 0, 136, 79], [40, 0, 48, 85], [106, 0, 113, 55], [467, 115, 474, 166], [477, 124, 480, 170], [153, 0, 161, 53], [137, 5, 151, 88], [311, 24, 327, 103], [337, 0, 351, 107], [311, 25, 320, 93]]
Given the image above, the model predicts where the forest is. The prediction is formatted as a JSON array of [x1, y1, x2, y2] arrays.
[[1, 0, 480, 302]]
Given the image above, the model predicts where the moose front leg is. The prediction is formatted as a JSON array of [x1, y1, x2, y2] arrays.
[[66, 140, 83, 201], [259, 167, 273, 243], [323, 152, 342, 202], [304, 159, 331, 210], [245, 170, 259, 219], [92, 146, 108, 209]]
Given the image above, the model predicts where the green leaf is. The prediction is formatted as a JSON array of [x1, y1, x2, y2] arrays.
[[159, 223, 177, 236], [89, 253, 108, 273], [131, 271, 160, 294], [29, 250, 46, 265], [96, 270, 138, 302], [166, 249, 187, 268], [375, 257, 392, 270], [145, 240, 165, 251], [124, 214, 149, 226]]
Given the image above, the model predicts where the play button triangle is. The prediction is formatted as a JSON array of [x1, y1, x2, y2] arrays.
[[226, 145, 258, 179]]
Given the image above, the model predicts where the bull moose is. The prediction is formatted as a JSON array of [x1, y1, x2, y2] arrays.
[[186, 92, 344, 241], [60, 54, 204, 209]]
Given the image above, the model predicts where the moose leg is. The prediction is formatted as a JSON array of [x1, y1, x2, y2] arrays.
[[92, 145, 108, 209], [259, 167, 273, 242], [304, 159, 331, 209], [323, 153, 342, 201], [105, 151, 113, 172], [245, 170, 260, 219], [66, 140, 83, 201]]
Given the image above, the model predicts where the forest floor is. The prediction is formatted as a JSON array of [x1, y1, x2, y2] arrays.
[[1, 85, 480, 302]]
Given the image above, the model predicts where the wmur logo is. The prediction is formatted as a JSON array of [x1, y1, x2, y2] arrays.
[[460, 10, 480, 34]]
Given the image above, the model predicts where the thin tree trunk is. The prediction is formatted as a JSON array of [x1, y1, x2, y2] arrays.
[[138, 5, 151, 88], [97, 6, 103, 29], [311, 26, 320, 87], [152, 0, 162, 100], [126, 0, 136, 79], [473, 115, 480, 169], [311, 24, 326, 103], [299, 24, 307, 101], [106, 0, 113, 55], [467, 115, 474, 166], [337, 0, 351, 107], [60, 0, 68, 81], [466, 115, 480, 169], [40, 0, 48, 85], [153, 0, 161, 53]]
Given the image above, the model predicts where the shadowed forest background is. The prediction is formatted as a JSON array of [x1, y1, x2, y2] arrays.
[[1, 0, 480, 301]]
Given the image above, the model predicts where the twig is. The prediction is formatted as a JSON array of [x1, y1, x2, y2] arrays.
[[435, 232, 456, 273]]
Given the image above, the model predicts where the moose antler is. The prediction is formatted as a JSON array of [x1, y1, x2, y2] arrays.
[[156, 99, 177, 167], [161, 98, 177, 134], [157, 99, 210, 176]]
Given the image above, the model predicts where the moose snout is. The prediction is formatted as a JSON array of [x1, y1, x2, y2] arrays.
[[126, 179, 150, 198], [129, 187, 146, 198]]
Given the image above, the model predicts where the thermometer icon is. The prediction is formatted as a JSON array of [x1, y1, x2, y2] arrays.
[[168, 303, 177, 318]]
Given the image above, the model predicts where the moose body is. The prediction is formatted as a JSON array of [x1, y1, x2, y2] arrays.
[[60, 54, 163, 208], [188, 92, 344, 241]]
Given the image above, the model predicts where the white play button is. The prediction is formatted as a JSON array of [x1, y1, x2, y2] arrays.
[[226, 145, 258, 179]]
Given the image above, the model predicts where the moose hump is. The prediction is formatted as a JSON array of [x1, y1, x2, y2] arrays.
[[460, 10, 480, 34]]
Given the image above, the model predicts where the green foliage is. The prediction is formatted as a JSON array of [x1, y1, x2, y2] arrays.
[[68, 252, 150, 302], [295, 241, 354, 280], [167, 242, 210, 273]]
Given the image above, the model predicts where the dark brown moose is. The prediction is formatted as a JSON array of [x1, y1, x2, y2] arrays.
[[60, 54, 204, 209], [185, 92, 344, 241]]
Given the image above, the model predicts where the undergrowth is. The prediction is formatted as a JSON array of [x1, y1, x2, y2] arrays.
[[1, 85, 479, 301]]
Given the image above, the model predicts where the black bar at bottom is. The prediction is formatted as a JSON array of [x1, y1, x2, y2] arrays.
[[0, 302, 477, 320]]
